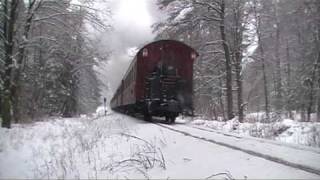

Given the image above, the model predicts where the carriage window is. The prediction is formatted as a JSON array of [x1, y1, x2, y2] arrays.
[[142, 48, 148, 57], [191, 52, 196, 59]]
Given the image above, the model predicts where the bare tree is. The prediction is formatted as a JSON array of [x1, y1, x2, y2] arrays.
[[219, 0, 234, 120], [230, 0, 247, 122], [251, 0, 270, 121]]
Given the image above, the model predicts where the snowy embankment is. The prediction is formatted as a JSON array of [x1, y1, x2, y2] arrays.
[[190, 116, 320, 148], [0, 115, 165, 179], [1, 112, 320, 179]]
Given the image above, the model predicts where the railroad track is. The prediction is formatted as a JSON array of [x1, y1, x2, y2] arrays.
[[152, 121, 320, 176]]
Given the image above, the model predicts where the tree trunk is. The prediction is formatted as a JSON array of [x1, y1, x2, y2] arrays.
[[316, 1, 320, 122], [300, 106, 306, 122], [62, 97, 77, 117], [233, 0, 244, 123], [219, 76, 226, 121], [317, 49, 320, 122], [306, 69, 315, 122], [285, 40, 293, 119], [306, 32, 319, 121], [219, 0, 233, 120], [235, 51, 243, 122], [62, 78, 78, 117], [274, 2, 283, 113], [261, 48, 270, 122], [1, 96, 11, 128], [1, 0, 18, 128], [12, 1, 36, 123], [255, 8, 270, 122]]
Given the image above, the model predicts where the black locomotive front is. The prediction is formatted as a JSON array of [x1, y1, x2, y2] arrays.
[[144, 63, 193, 123]]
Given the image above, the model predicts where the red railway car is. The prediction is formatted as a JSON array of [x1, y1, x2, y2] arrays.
[[110, 40, 198, 123]]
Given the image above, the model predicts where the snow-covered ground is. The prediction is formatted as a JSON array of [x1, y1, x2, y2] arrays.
[[190, 116, 320, 148], [1, 112, 320, 179]]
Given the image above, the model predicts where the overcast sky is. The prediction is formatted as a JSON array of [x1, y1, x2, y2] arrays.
[[98, 0, 162, 97]]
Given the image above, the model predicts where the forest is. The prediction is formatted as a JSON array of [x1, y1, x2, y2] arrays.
[[1, 0, 320, 128], [153, 0, 320, 123], [0, 0, 110, 128]]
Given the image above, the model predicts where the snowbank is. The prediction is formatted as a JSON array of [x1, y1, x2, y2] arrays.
[[191, 118, 320, 148], [95, 105, 110, 117], [0, 116, 165, 179]]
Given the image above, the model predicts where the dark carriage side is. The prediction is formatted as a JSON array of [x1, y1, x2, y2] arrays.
[[111, 40, 198, 123]]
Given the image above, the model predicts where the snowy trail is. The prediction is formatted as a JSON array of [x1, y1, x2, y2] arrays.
[[155, 122, 320, 176]]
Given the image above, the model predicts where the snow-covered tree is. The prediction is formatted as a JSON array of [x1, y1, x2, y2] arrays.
[[0, 0, 111, 127]]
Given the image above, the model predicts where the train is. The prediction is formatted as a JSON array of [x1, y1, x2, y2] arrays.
[[110, 40, 198, 123]]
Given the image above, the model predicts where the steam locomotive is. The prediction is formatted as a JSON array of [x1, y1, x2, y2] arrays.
[[110, 40, 198, 123]]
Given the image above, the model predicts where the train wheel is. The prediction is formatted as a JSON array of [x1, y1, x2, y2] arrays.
[[144, 114, 152, 122], [165, 115, 175, 124], [170, 116, 176, 124], [165, 116, 169, 123]]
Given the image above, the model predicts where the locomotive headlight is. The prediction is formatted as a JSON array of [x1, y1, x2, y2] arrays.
[[191, 52, 196, 59], [142, 48, 148, 57]]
